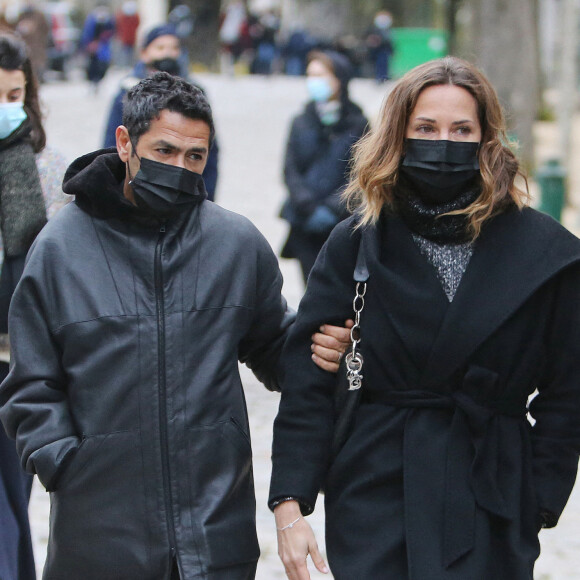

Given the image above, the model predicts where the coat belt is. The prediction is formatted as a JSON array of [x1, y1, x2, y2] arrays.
[[366, 370, 526, 569]]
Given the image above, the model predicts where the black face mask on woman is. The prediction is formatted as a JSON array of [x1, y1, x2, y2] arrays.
[[400, 139, 480, 204], [128, 154, 207, 218]]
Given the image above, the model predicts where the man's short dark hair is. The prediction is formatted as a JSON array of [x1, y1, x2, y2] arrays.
[[122, 72, 215, 147]]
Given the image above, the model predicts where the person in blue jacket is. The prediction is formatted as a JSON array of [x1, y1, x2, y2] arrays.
[[279, 50, 368, 283], [103, 24, 219, 200]]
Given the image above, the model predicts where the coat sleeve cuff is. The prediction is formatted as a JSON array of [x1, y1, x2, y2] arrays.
[[268, 496, 314, 515], [27, 436, 81, 491]]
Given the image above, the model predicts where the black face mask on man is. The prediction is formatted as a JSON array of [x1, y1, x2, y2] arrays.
[[150, 57, 182, 77], [127, 148, 207, 218], [399, 139, 480, 204]]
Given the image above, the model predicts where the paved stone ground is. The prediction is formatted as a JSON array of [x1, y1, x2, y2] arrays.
[[25, 69, 580, 579]]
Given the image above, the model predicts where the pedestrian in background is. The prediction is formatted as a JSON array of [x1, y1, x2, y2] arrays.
[[168, 4, 195, 79], [219, 0, 249, 75], [365, 9, 394, 83], [14, 4, 49, 82], [0, 72, 349, 580], [103, 23, 220, 201], [270, 56, 580, 580], [80, 3, 115, 92], [281, 28, 313, 76], [0, 31, 68, 580], [279, 50, 368, 283], [249, 9, 280, 75], [114, 0, 140, 68]]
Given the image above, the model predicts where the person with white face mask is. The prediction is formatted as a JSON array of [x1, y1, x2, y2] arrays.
[[0, 31, 68, 580], [279, 50, 368, 284]]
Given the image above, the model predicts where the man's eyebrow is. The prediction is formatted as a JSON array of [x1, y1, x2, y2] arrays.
[[153, 139, 179, 150], [153, 140, 208, 154]]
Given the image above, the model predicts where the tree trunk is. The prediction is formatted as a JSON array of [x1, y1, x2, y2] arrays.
[[466, 0, 539, 169], [170, 0, 223, 71]]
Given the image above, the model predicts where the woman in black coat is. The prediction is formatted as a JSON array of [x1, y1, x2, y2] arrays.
[[0, 33, 68, 580], [269, 57, 580, 580], [279, 50, 368, 283]]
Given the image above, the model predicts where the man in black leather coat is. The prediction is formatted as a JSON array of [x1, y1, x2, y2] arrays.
[[0, 73, 347, 580]]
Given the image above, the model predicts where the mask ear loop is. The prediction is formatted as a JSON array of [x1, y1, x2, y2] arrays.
[[126, 135, 141, 185]]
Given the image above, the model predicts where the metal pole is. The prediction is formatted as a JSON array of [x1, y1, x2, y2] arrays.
[[559, 0, 578, 181], [447, 0, 460, 55]]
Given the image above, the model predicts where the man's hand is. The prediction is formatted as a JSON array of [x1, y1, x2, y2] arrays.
[[311, 320, 353, 373], [274, 501, 329, 580]]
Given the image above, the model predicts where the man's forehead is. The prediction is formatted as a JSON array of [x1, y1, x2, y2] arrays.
[[141, 111, 210, 147]]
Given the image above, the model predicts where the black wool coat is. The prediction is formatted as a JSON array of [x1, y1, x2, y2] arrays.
[[0, 150, 294, 580], [269, 207, 580, 579], [280, 100, 368, 259]]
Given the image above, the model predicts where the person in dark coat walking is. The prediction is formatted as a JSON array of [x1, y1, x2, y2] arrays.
[[0, 72, 348, 580], [279, 50, 368, 283], [269, 57, 580, 580], [80, 4, 115, 91], [0, 32, 68, 580], [103, 23, 220, 201]]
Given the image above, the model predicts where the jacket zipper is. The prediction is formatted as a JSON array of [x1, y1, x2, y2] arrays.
[[154, 223, 177, 553]]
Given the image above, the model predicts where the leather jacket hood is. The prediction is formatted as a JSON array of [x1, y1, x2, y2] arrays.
[[63, 148, 144, 221]]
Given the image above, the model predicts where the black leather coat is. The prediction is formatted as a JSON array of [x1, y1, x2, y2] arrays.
[[0, 150, 294, 579]]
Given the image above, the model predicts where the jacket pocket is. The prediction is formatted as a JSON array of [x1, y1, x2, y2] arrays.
[[187, 418, 260, 570], [46, 430, 150, 578]]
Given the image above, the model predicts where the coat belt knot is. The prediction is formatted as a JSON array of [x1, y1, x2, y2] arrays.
[[367, 366, 526, 570]]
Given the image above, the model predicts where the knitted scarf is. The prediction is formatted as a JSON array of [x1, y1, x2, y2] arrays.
[[394, 175, 480, 243], [0, 121, 46, 257]]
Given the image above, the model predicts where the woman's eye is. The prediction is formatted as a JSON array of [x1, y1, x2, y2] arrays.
[[417, 125, 434, 133], [456, 126, 471, 135]]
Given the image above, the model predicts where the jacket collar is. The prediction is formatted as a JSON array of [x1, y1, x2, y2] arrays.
[[62, 148, 199, 228], [420, 207, 580, 386], [364, 208, 580, 387]]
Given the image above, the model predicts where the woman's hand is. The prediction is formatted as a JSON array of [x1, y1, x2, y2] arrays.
[[311, 319, 354, 373], [275, 501, 329, 580]]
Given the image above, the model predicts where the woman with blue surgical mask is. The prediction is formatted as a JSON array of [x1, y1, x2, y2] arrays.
[[279, 50, 368, 284], [0, 31, 68, 580]]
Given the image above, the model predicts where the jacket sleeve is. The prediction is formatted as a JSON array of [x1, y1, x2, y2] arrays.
[[268, 218, 360, 512], [102, 90, 125, 148], [529, 263, 580, 526], [0, 247, 80, 491], [238, 231, 296, 392]]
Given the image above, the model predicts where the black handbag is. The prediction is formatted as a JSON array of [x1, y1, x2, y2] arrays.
[[329, 227, 370, 458]]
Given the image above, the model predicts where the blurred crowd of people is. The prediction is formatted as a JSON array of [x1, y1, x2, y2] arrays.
[[0, 1, 137, 86], [0, 2, 395, 89], [220, 2, 395, 82]]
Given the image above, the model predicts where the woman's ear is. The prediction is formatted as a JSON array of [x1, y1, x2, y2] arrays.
[[116, 126, 132, 162]]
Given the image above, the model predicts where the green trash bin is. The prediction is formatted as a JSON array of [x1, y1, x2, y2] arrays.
[[537, 159, 567, 222], [391, 28, 448, 78]]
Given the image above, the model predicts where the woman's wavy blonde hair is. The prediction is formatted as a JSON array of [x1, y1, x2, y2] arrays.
[[344, 56, 529, 238]]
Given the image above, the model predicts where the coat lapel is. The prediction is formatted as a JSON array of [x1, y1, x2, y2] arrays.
[[420, 207, 580, 387], [367, 216, 450, 371]]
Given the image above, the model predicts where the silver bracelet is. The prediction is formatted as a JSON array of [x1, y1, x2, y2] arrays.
[[277, 516, 301, 531]]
